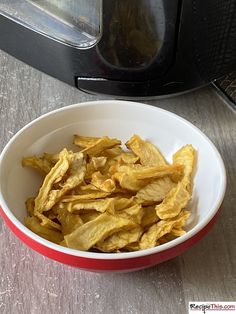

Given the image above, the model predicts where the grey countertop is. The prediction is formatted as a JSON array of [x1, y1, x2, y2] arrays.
[[0, 49, 235, 314]]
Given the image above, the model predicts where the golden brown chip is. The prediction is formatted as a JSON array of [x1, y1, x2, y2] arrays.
[[139, 211, 189, 250], [118, 152, 139, 164], [123, 242, 140, 252], [117, 164, 183, 180], [80, 211, 101, 223], [25, 216, 63, 244], [67, 198, 115, 213], [85, 156, 107, 179], [102, 146, 124, 158], [36, 212, 61, 231], [60, 191, 110, 202], [45, 209, 58, 220], [113, 197, 135, 211], [59, 240, 68, 247], [126, 134, 167, 166], [34, 148, 73, 213], [117, 204, 144, 225], [57, 209, 83, 235], [81, 136, 121, 156], [113, 172, 149, 192], [96, 226, 143, 252], [43, 152, 59, 164], [22, 156, 53, 174], [73, 135, 101, 148], [135, 177, 176, 205], [172, 210, 190, 228], [155, 182, 190, 219], [141, 205, 159, 229], [25, 197, 35, 217], [91, 171, 116, 192], [170, 228, 186, 237], [173, 144, 196, 191], [78, 184, 100, 191], [64, 212, 136, 251], [34, 150, 85, 214]]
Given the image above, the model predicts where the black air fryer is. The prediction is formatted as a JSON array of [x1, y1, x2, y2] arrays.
[[0, 0, 236, 97]]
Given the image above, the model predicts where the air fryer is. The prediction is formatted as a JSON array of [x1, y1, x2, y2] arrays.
[[0, 0, 236, 97]]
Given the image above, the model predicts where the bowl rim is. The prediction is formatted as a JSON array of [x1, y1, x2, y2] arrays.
[[0, 100, 227, 260]]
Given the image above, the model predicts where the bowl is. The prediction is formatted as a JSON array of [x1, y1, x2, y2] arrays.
[[0, 100, 226, 272]]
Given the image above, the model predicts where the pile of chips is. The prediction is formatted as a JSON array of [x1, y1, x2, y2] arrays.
[[22, 134, 196, 252]]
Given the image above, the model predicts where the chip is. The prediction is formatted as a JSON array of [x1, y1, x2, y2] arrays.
[[73, 135, 101, 148], [141, 205, 159, 229], [57, 208, 83, 235], [139, 211, 190, 250], [91, 171, 116, 192], [155, 182, 190, 219], [81, 136, 121, 157], [34, 150, 85, 215], [96, 226, 143, 252], [135, 177, 176, 205], [22, 155, 53, 174], [66, 198, 115, 213], [25, 216, 63, 244], [64, 212, 136, 251], [23, 135, 196, 253], [126, 134, 167, 166]]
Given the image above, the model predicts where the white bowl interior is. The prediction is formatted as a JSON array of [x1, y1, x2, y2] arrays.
[[0, 101, 226, 258]]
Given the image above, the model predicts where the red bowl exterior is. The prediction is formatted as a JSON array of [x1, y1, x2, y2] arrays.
[[0, 206, 221, 272]]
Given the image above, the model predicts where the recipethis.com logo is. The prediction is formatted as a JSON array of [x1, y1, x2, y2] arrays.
[[189, 302, 236, 314]]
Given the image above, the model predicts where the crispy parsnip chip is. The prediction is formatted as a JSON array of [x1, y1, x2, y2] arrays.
[[43, 153, 59, 164], [113, 197, 135, 211], [118, 152, 139, 164], [135, 177, 176, 205], [139, 211, 189, 250], [117, 204, 144, 225], [141, 206, 159, 229], [96, 226, 143, 252], [117, 164, 183, 180], [91, 171, 116, 192], [173, 144, 196, 191], [34, 151, 85, 214], [113, 172, 149, 191], [126, 135, 167, 166], [25, 216, 63, 244], [22, 156, 53, 174], [25, 197, 35, 217], [80, 211, 101, 223], [123, 242, 140, 252], [102, 146, 124, 158], [36, 212, 61, 231], [60, 191, 110, 202], [81, 136, 121, 156], [34, 149, 73, 213], [64, 212, 136, 251], [155, 182, 190, 219], [57, 209, 83, 235], [85, 156, 107, 179], [73, 135, 101, 148], [67, 198, 115, 213]]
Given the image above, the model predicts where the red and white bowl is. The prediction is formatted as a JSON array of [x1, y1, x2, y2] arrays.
[[0, 100, 226, 272]]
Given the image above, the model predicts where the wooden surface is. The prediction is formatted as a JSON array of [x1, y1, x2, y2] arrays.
[[0, 49, 235, 314]]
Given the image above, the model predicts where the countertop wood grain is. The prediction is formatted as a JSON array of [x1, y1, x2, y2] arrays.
[[0, 50, 235, 314]]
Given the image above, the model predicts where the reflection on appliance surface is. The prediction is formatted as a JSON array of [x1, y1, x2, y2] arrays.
[[100, 0, 165, 68]]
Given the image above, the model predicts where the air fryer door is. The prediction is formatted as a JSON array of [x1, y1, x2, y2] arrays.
[[77, 0, 180, 96], [0, 0, 102, 48], [0, 0, 183, 97]]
